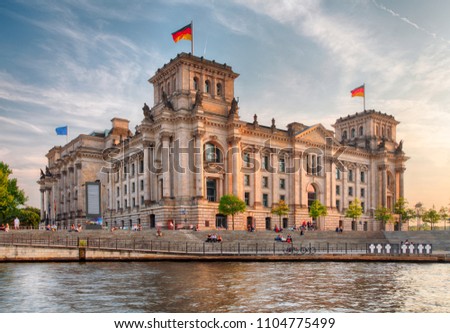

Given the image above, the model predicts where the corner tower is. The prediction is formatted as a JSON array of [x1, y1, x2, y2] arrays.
[[148, 53, 239, 117]]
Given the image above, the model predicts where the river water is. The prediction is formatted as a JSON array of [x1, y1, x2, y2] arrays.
[[0, 262, 448, 312]]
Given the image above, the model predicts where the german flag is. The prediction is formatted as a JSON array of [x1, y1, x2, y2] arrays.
[[351, 85, 365, 98], [172, 23, 192, 43]]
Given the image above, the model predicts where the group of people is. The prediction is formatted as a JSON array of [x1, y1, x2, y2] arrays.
[[205, 233, 222, 242], [335, 227, 344, 233], [68, 223, 82, 232], [274, 234, 293, 243], [0, 217, 20, 232], [0, 224, 10, 232]]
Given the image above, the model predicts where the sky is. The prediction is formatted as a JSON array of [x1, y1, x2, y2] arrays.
[[0, 0, 449, 211]]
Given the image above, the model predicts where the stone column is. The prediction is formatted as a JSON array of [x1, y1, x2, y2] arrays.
[[272, 151, 279, 204], [253, 145, 262, 207], [397, 167, 406, 199], [40, 188, 45, 221], [160, 132, 172, 199], [229, 137, 241, 197], [299, 152, 308, 208], [143, 141, 153, 205], [380, 165, 387, 207], [193, 130, 205, 198]]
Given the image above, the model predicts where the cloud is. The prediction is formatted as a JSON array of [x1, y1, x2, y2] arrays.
[[372, 0, 450, 44]]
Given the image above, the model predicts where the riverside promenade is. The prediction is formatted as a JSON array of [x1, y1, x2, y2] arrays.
[[1, 229, 449, 263]]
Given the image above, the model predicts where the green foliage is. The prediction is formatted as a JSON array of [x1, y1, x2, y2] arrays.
[[218, 194, 246, 230], [14, 207, 40, 228], [345, 198, 363, 221], [271, 200, 289, 217], [0, 162, 27, 222], [422, 208, 440, 230], [375, 206, 393, 224], [394, 197, 416, 222], [309, 200, 327, 220]]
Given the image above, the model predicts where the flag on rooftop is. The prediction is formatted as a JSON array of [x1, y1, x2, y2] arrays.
[[55, 126, 68, 136], [351, 85, 365, 98], [172, 23, 193, 43]]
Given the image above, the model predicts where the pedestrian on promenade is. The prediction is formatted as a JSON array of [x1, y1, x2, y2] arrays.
[[13, 217, 20, 230]]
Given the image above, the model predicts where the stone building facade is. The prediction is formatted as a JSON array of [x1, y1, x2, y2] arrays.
[[38, 53, 408, 231]]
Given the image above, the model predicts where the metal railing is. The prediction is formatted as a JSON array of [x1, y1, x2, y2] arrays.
[[0, 235, 433, 256]]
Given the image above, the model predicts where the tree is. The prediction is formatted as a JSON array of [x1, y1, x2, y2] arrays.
[[271, 200, 290, 227], [345, 198, 363, 223], [422, 208, 440, 230], [375, 206, 393, 229], [439, 207, 448, 229], [0, 162, 27, 222], [218, 194, 246, 230], [12, 207, 40, 228], [309, 199, 328, 222], [394, 197, 416, 226]]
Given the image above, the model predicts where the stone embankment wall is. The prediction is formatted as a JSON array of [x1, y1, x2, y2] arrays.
[[1, 244, 449, 263]]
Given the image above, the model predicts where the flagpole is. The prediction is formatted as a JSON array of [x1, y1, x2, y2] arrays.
[[363, 83, 366, 111], [191, 20, 194, 55]]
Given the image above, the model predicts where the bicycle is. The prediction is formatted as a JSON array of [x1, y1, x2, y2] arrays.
[[283, 245, 316, 255]]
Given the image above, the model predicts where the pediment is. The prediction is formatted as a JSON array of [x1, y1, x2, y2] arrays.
[[294, 124, 339, 145]]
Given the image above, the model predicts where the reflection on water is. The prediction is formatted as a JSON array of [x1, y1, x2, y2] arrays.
[[0, 262, 449, 312]]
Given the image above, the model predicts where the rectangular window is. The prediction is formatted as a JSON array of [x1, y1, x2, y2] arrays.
[[262, 155, 270, 170], [124, 199, 128, 208], [336, 199, 340, 212], [360, 171, 365, 183], [124, 185, 127, 195], [243, 152, 251, 167], [336, 185, 341, 196], [336, 168, 341, 180], [262, 193, 269, 207], [132, 182, 135, 193], [279, 158, 285, 173], [348, 170, 353, 182], [244, 174, 250, 186], [117, 200, 120, 210], [280, 194, 285, 202], [348, 186, 353, 196], [132, 198, 136, 207], [141, 195, 144, 206], [279, 178, 286, 190], [131, 163, 135, 176], [262, 176, 269, 188], [244, 192, 250, 206], [139, 160, 144, 174], [116, 186, 120, 196], [360, 188, 365, 198], [140, 180, 144, 191], [361, 201, 365, 213], [206, 179, 217, 202]]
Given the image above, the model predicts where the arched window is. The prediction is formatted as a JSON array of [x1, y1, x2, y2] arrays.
[[204, 142, 222, 163], [376, 125, 379, 136], [205, 80, 210, 93], [342, 130, 348, 140], [351, 128, 356, 138], [216, 83, 222, 96], [359, 126, 364, 136], [193, 77, 199, 90]]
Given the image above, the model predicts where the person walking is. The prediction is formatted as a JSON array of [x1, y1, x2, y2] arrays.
[[13, 217, 20, 230]]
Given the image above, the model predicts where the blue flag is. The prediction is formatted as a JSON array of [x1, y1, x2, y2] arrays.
[[55, 126, 68, 136]]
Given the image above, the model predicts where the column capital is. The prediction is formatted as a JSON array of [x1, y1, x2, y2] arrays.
[[159, 131, 172, 141], [192, 129, 205, 139]]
